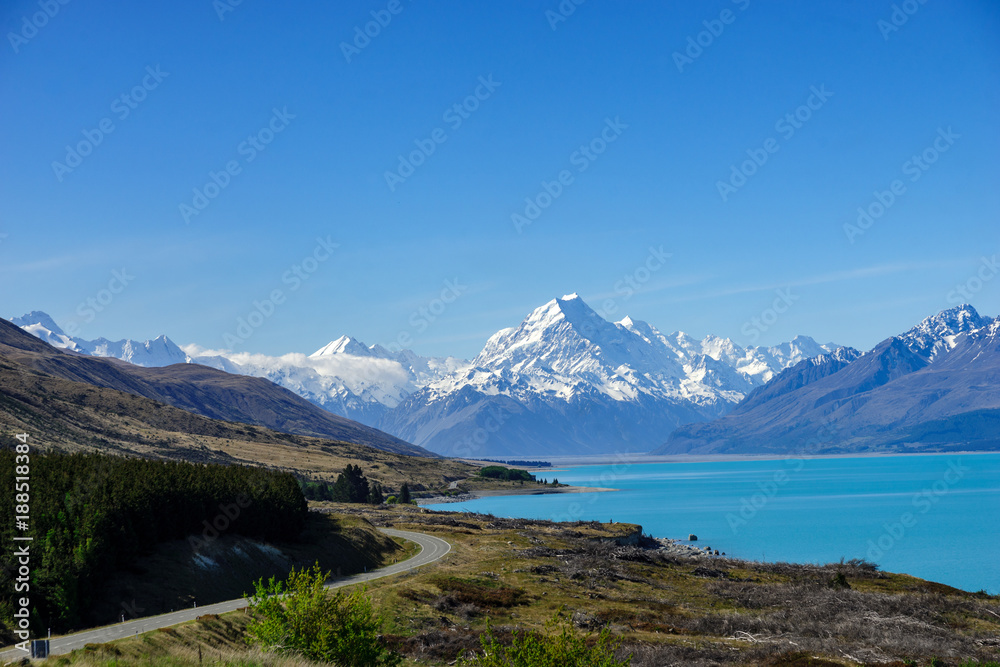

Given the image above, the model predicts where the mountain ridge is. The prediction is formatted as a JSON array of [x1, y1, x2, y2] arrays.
[[655, 304, 1000, 455], [0, 318, 431, 456], [11, 299, 842, 456]]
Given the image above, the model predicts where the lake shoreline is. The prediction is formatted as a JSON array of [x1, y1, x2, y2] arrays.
[[417, 453, 1000, 595], [454, 449, 999, 470], [418, 483, 617, 506]]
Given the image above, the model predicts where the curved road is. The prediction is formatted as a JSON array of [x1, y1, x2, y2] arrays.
[[0, 528, 449, 661]]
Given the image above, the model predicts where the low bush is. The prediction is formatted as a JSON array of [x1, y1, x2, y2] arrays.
[[246, 563, 400, 666], [459, 614, 629, 667], [429, 576, 527, 608]]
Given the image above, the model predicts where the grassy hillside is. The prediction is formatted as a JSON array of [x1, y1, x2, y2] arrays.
[[41, 506, 1000, 666], [0, 355, 485, 495], [0, 318, 426, 456]]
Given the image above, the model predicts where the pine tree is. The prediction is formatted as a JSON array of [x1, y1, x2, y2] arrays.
[[399, 482, 411, 504], [331, 465, 370, 503]]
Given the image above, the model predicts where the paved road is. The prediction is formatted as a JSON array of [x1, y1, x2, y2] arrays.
[[0, 528, 449, 662]]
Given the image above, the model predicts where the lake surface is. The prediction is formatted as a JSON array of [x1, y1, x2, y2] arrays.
[[427, 453, 1000, 594]]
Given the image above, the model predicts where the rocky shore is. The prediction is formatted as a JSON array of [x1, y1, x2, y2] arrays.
[[650, 536, 725, 558]]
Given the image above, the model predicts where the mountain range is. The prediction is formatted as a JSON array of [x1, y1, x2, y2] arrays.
[[11, 295, 842, 456], [378, 295, 839, 456], [655, 305, 1000, 455]]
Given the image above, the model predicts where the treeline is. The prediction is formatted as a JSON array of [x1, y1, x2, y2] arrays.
[[477, 465, 535, 482], [298, 465, 417, 504], [299, 465, 385, 504], [0, 447, 306, 633], [476, 458, 551, 468]]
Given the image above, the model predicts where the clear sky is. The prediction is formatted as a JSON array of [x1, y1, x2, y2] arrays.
[[2, 1, 998, 359]]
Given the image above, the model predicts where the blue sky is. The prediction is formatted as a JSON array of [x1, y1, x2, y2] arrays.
[[2, 0, 998, 359]]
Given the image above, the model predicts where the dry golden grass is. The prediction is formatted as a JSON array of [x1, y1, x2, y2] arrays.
[[40, 506, 1000, 665], [0, 355, 486, 495], [41, 613, 322, 666], [351, 506, 1000, 666]]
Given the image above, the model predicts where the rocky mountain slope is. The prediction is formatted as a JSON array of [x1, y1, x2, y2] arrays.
[[655, 305, 1000, 454], [377, 294, 837, 456]]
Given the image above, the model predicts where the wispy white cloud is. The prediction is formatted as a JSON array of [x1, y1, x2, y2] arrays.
[[650, 260, 966, 304]]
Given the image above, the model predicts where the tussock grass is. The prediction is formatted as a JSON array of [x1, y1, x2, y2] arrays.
[[43, 614, 325, 666], [359, 506, 1000, 666]]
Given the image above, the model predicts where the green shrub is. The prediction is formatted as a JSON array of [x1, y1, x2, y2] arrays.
[[246, 563, 400, 666], [460, 613, 629, 667]]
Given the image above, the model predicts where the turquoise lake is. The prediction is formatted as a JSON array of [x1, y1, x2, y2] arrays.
[[427, 453, 1000, 594]]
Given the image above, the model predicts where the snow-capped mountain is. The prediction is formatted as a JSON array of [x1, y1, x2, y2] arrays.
[[898, 304, 990, 361], [183, 339, 467, 425], [11, 299, 839, 456], [377, 294, 839, 456], [11, 311, 80, 350], [10, 311, 466, 425], [657, 304, 999, 455], [11, 311, 188, 367]]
